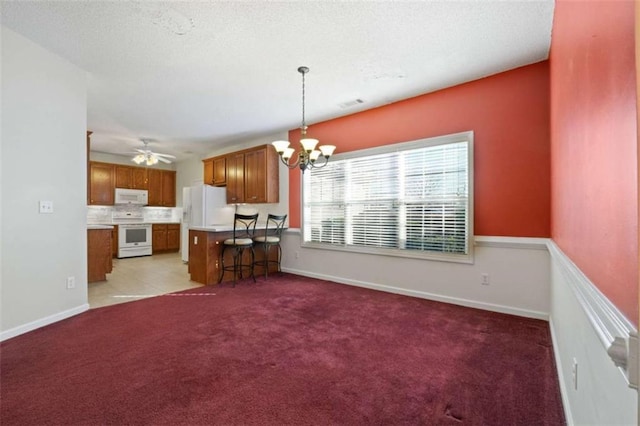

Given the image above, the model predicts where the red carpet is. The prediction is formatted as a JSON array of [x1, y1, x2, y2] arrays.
[[1, 274, 565, 425]]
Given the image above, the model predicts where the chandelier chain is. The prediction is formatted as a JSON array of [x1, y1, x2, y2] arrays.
[[301, 69, 306, 133]]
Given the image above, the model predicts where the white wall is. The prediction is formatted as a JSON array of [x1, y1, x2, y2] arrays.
[[281, 232, 551, 319], [89, 151, 176, 170], [549, 243, 637, 425], [1, 27, 89, 338]]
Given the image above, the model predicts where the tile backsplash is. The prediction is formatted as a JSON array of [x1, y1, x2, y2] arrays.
[[87, 206, 182, 224]]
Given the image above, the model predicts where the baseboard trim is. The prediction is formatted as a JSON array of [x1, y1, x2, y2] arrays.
[[547, 240, 638, 389], [0, 304, 90, 342], [548, 315, 575, 425], [282, 267, 548, 320]]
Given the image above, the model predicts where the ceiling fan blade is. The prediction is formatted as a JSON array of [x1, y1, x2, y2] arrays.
[[136, 148, 148, 154], [153, 153, 176, 158], [157, 156, 172, 164]]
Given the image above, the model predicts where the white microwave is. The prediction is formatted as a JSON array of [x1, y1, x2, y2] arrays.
[[115, 188, 148, 205]]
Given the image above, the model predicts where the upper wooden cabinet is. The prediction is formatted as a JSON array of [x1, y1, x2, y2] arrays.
[[148, 169, 176, 207], [89, 162, 115, 205], [226, 152, 245, 203], [203, 156, 227, 186], [206, 145, 279, 204], [115, 165, 148, 189], [244, 145, 279, 203]]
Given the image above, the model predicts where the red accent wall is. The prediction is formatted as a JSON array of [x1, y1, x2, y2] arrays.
[[550, 0, 638, 324], [288, 62, 551, 238]]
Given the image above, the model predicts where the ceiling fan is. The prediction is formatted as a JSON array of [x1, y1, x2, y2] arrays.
[[130, 139, 176, 166]]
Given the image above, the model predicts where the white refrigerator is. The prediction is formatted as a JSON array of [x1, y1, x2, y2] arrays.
[[181, 185, 234, 262]]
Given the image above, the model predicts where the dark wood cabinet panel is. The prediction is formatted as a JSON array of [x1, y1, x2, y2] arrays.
[[167, 224, 180, 250], [88, 229, 113, 282], [148, 169, 176, 207], [226, 152, 245, 204], [152, 223, 180, 253], [203, 158, 214, 185], [161, 170, 176, 207], [244, 146, 278, 203], [115, 165, 148, 189], [203, 156, 227, 187], [89, 162, 115, 205], [213, 156, 227, 186]]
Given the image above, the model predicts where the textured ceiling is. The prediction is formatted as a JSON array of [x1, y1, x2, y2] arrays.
[[1, 1, 554, 161]]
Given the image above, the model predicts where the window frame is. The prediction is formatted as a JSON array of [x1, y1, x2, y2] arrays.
[[300, 131, 474, 264]]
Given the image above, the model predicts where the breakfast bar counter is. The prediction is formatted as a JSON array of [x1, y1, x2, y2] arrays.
[[188, 226, 282, 285]]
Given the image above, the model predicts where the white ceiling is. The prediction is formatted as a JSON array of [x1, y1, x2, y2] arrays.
[[1, 1, 554, 162]]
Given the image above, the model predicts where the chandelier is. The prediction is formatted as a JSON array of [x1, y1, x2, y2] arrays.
[[272, 66, 336, 172]]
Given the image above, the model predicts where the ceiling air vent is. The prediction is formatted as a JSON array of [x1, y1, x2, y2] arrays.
[[338, 99, 365, 109]]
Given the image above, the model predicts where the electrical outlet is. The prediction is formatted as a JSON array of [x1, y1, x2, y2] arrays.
[[572, 358, 578, 390], [481, 273, 490, 285], [39, 200, 54, 214], [66, 276, 75, 289]]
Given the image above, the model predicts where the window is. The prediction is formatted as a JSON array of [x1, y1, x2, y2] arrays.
[[302, 131, 473, 263]]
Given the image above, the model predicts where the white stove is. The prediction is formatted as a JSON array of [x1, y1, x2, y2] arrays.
[[112, 210, 152, 258]]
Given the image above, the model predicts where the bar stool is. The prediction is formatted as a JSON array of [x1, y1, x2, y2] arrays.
[[253, 214, 287, 279], [218, 213, 258, 286]]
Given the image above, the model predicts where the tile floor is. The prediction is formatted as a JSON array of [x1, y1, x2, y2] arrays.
[[88, 252, 203, 309]]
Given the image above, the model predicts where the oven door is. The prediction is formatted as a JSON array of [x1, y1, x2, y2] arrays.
[[118, 224, 152, 258]]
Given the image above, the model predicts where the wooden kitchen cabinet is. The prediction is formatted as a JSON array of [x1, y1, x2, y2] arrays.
[[152, 223, 180, 253], [188, 229, 279, 285], [115, 165, 148, 189], [89, 162, 115, 205], [111, 225, 118, 258], [203, 156, 227, 186], [244, 145, 279, 203], [188, 230, 218, 285], [88, 228, 113, 282], [202, 145, 279, 204], [167, 224, 180, 250], [148, 169, 176, 207], [226, 152, 245, 203]]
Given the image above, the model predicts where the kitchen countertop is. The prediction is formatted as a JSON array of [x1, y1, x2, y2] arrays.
[[87, 225, 114, 230], [189, 224, 284, 232], [87, 220, 181, 226]]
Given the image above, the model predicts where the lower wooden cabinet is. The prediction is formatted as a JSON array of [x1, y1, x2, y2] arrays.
[[188, 230, 279, 285], [88, 229, 113, 283], [111, 225, 118, 258], [152, 223, 180, 253]]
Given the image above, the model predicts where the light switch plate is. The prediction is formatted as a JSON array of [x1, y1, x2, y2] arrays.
[[39, 200, 54, 214]]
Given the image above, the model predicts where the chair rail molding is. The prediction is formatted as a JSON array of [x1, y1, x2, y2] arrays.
[[547, 240, 638, 389]]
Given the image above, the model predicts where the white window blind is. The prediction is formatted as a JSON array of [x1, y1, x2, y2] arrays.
[[302, 131, 473, 263]]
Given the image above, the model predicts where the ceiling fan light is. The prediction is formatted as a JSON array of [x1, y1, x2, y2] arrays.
[[132, 154, 145, 164]]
